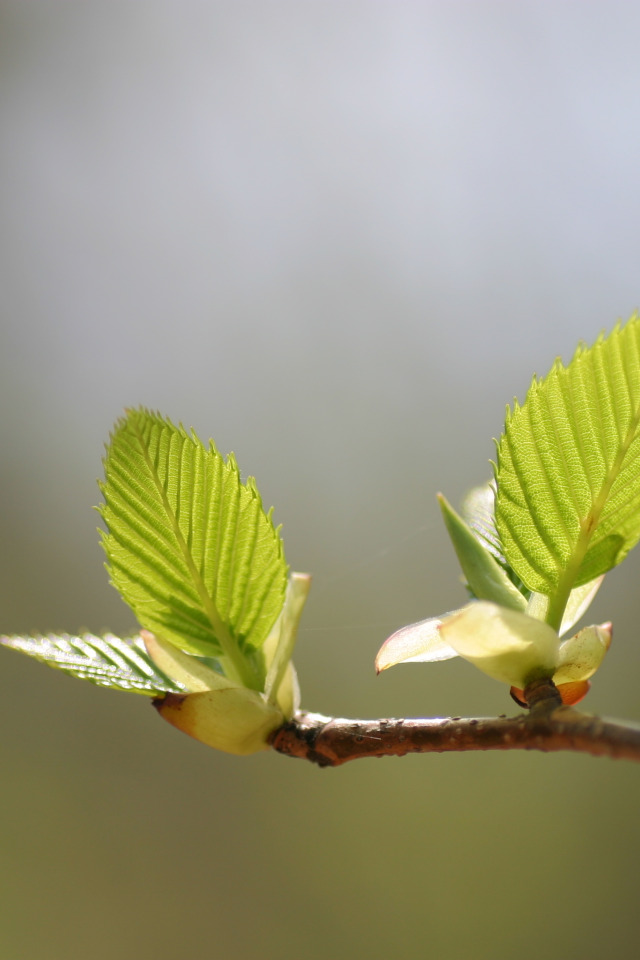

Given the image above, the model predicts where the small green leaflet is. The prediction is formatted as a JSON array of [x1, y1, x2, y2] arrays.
[[437, 492, 526, 612], [460, 482, 531, 600], [495, 315, 640, 628], [0, 633, 183, 696], [99, 409, 288, 688], [461, 483, 504, 563]]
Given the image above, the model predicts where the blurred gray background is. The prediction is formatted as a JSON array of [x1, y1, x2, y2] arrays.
[[1, 3, 639, 958]]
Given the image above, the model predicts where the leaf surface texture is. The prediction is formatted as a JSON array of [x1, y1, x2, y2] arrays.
[[496, 316, 640, 597], [0, 633, 183, 695], [99, 409, 287, 662]]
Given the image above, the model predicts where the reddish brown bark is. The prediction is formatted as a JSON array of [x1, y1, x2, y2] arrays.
[[270, 708, 640, 767]]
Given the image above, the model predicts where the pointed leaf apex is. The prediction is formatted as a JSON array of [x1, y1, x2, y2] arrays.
[[375, 616, 457, 673], [599, 621, 613, 651]]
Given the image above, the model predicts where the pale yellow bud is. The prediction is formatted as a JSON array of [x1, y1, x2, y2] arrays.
[[438, 602, 560, 688], [142, 630, 285, 755], [155, 686, 284, 756]]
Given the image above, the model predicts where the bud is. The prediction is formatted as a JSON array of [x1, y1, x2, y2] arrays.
[[143, 631, 284, 755], [438, 602, 559, 687], [155, 686, 284, 756], [376, 602, 560, 688], [140, 571, 311, 755], [376, 600, 613, 707]]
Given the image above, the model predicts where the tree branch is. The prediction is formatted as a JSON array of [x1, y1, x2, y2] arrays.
[[270, 707, 640, 767]]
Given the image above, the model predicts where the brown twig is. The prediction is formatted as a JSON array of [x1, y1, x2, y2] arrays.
[[270, 708, 640, 767]]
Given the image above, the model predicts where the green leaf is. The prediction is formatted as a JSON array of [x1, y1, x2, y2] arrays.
[[461, 483, 602, 632], [437, 492, 526, 611], [99, 409, 288, 688], [0, 633, 183, 696], [461, 483, 504, 561], [460, 483, 531, 599], [495, 315, 640, 629]]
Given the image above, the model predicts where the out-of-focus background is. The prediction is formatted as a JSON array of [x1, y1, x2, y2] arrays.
[[1, 3, 639, 958]]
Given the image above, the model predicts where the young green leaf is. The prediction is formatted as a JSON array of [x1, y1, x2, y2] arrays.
[[460, 482, 602, 632], [0, 633, 183, 696], [99, 409, 288, 688], [460, 482, 529, 598], [461, 483, 504, 564], [495, 315, 640, 629], [438, 492, 527, 611]]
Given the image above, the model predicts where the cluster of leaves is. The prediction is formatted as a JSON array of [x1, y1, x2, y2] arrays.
[[445, 317, 640, 626], [377, 317, 640, 700], [3, 315, 640, 753], [497, 319, 640, 627], [2, 411, 309, 753]]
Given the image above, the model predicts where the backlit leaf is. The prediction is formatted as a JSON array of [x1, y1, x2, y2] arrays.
[[495, 316, 640, 627], [438, 492, 526, 611], [0, 633, 183, 696], [99, 409, 288, 687]]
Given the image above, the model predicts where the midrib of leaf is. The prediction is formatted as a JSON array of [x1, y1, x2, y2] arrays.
[[547, 389, 640, 630], [129, 417, 260, 690]]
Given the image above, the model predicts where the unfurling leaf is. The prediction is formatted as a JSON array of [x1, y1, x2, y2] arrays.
[[438, 492, 526, 611], [460, 482, 531, 598], [263, 572, 310, 711]]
